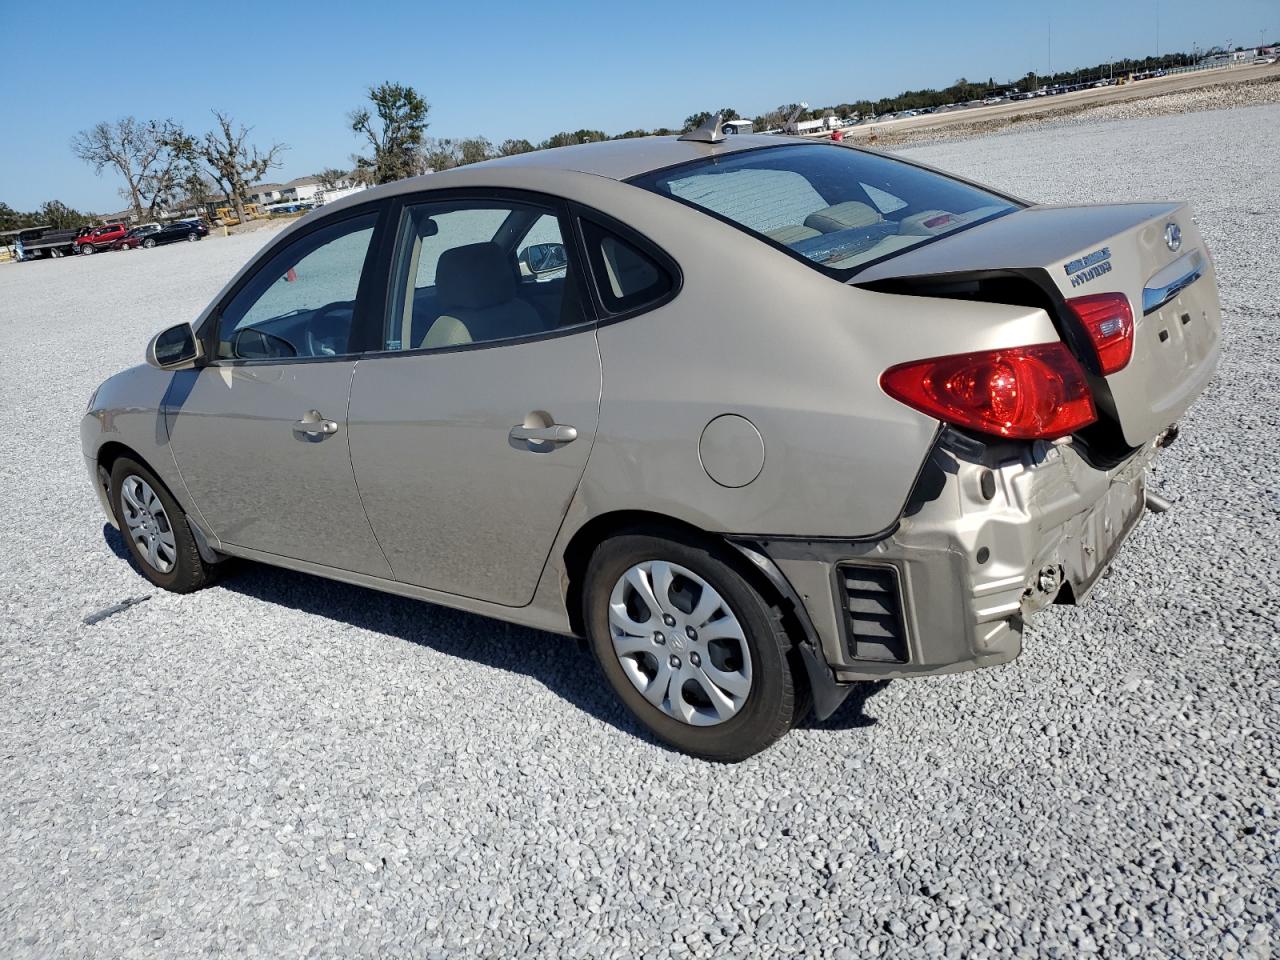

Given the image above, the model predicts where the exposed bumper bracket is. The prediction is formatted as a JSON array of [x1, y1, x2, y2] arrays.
[[725, 538, 851, 721]]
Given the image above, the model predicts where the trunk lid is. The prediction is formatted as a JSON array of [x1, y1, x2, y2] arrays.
[[856, 202, 1222, 447]]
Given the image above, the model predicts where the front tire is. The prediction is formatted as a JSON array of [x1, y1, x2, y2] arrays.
[[142, 238, 156, 249], [109, 456, 213, 593], [584, 530, 798, 761], [80, 244, 96, 255]]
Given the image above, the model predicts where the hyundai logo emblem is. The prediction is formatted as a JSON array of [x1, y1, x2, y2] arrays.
[[1164, 222, 1182, 252]]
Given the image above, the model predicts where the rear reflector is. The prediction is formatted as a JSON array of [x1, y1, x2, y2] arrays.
[[881, 342, 1097, 440], [1066, 292, 1134, 375]]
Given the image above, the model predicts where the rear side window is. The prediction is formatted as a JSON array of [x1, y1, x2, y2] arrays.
[[580, 219, 675, 315]]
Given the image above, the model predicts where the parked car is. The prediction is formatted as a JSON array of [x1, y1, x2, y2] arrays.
[[77, 223, 128, 255], [82, 133, 1221, 760], [112, 224, 163, 250], [133, 220, 208, 248]]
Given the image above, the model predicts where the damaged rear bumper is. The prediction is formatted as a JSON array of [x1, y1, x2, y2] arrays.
[[753, 431, 1162, 685]]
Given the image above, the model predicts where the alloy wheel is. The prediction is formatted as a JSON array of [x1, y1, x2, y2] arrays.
[[608, 560, 753, 726], [120, 474, 177, 573]]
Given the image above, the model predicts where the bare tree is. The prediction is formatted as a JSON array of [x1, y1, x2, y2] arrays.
[[71, 117, 185, 220], [418, 137, 460, 174], [171, 111, 287, 223], [350, 82, 430, 184]]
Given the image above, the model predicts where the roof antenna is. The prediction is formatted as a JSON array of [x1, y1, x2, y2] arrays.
[[678, 112, 726, 143]]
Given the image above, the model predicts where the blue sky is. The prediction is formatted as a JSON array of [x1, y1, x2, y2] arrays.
[[2, 0, 1275, 212]]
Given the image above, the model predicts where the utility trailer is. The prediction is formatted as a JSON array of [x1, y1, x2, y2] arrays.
[[13, 225, 85, 261]]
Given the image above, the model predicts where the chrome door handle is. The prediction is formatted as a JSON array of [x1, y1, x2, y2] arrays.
[[293, 410, 339, 437], [509, 423, 578, 444]]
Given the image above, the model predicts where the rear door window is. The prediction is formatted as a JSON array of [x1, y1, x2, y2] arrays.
[[382, 198, 588, 352]]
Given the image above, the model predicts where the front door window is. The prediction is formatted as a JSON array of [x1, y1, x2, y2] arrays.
[[216, 212, 378, 360]]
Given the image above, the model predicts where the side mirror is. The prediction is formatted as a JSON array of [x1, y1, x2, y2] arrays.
[[519, 242, 568, 277], [231, 326, 298, 360], [145, 323, 203, 370]]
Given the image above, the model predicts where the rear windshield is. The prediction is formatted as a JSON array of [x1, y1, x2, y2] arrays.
[[630, 143, 1019, 276]]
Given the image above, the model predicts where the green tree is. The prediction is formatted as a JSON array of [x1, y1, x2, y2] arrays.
[[350, 82, 430, 184], [682, 111, 712, 133], [0, 201, 26, 231], [497, 138, 535, 156], [457, 137, 493, 166], [539, 130, 606, 149], [38, 200, 91, 229], [315, 167, 350, 190]]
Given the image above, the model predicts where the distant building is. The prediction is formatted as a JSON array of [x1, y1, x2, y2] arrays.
[[245, 183, 285, 206], [723, 119, 755, 135]]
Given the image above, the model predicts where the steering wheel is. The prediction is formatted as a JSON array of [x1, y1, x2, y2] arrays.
[[304, 302, 354, 357]]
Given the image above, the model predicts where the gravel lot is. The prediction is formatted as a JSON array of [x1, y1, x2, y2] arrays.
[[849, 69, 1280, 148], [2, 105, 1277, 959]]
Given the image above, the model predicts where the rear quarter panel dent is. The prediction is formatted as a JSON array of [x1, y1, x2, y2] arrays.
[[580, 210, 1063, 539]]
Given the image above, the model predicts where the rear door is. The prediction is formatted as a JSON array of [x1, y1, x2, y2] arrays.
[[347, 192, 600, 606], [167, 206, 394, 578]]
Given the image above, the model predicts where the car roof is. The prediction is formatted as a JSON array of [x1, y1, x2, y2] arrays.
[[468, 133, 793, 181]]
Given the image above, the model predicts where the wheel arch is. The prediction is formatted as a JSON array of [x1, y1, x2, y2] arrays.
[[559, 509, 846, 717], [94, 441, 222, 564], [562, 509, 810, 636]]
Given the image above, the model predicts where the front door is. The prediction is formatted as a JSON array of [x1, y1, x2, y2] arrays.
[[347, 195, 600, 605], [167, 208, 393, 579]]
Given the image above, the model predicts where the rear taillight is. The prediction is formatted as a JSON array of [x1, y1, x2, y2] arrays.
[[1066, 292, 1134, 375], [881, 342, 1097, 440]]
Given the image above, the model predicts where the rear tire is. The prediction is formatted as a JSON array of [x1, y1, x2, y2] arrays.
[[583, 529, 798, 761], [186, 232, 198, 242], [109, 456, 214, 593]]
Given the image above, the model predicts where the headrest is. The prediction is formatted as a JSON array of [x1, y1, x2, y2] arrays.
[[803, 201, 883, 233], [436, 242, 516, 310]]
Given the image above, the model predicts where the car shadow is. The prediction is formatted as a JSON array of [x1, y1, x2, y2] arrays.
[[101, 525, 886, 745], [801, 679, 891, 730], [103, 523, 131, 560]]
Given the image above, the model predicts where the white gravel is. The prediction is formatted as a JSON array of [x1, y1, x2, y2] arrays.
[[871, 73, 1280, 148], [2, 105, 1278, 959]]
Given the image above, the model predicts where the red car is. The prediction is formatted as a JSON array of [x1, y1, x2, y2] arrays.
[[111, 224, 163, 250], [76, 223, 128, 255]]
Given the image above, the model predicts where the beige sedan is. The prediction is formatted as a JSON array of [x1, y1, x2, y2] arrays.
[[82, 126, 1220, 759]]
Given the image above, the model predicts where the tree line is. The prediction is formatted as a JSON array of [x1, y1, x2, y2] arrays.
[[8, 43, 1267, 228]]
